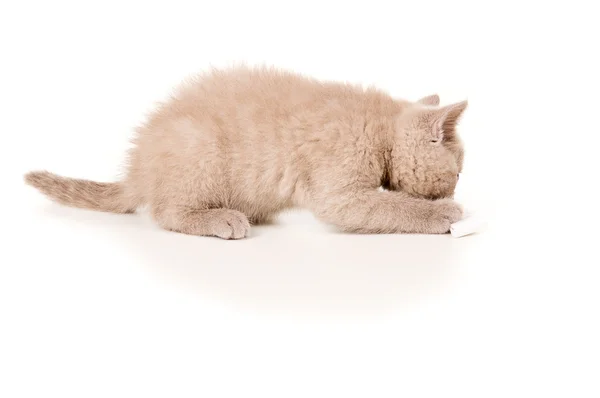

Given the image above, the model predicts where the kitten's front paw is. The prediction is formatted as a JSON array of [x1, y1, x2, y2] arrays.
[[425, 199, 463, 234]]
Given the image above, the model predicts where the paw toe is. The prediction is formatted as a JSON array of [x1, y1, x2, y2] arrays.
[[212, 210, 250, 240]]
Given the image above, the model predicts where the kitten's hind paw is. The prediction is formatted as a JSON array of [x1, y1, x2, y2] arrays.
[[206, 209, 251, 240]]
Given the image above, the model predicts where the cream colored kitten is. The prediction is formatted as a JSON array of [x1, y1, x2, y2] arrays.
[[25, 66, 468, 239]]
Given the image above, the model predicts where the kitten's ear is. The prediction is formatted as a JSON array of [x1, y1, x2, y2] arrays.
[[431, 100, 468, 141], [417, 94, 440, 106]]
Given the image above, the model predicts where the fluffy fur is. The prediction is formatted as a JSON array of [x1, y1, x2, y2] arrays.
[[25, 66, 469, 239]]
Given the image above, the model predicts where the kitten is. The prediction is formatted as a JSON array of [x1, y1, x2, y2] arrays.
[[25, 66, 468, 239]]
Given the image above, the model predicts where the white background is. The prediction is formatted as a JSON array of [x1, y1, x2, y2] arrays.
[[1, 1, 599, 397]]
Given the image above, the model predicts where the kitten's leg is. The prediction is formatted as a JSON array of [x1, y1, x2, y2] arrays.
[[309, 189, 462, 234], [152, 205, 250, 239]]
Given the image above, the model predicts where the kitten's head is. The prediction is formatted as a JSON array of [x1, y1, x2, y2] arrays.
[[387, 95, 468, 199]]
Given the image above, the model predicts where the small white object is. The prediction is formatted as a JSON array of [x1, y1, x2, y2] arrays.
[[450, 212, 486, 238]]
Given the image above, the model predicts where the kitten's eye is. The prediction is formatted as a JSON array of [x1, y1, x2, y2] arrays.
[[430, 139, 439, 143]]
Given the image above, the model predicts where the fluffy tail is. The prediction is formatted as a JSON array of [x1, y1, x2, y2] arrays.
[[24, 171, 138, 214]]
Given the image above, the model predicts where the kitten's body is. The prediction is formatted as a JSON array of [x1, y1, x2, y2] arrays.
[[26, 66, 468, 239]]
